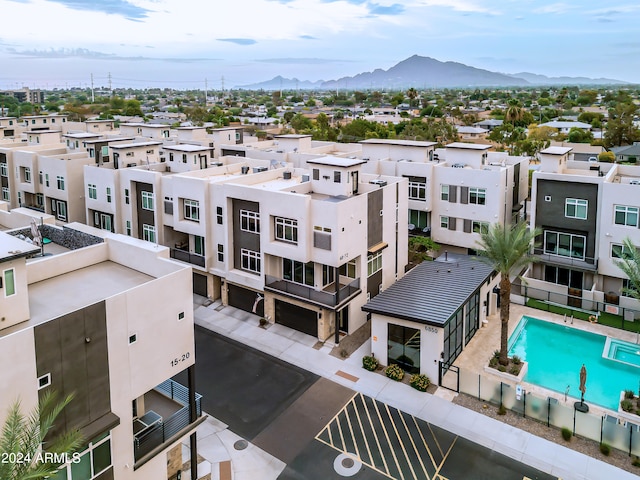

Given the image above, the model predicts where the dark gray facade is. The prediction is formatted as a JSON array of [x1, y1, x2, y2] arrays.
[[232, 199, 260, 273], [367, 188, 383, 248], [135, 182, 155, 239]]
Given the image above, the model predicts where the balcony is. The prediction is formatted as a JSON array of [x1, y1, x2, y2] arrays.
[[170, 247, 205, 268], [265, 275, 360, 308], [133, 379, 202, 463], [533, 248, 598, 271]]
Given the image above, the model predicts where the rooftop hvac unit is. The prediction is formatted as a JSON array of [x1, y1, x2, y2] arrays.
[[452, 163, 465, 168], [241, 166, 250, 174], [283, 171, 292, 180], [370, 179, 387, 187], [630, 180, 640, 185], [253, 166, 268, 173], [212, 162, 223, 167], [302, 174, 310, 182], [127, 163, 137, 167]]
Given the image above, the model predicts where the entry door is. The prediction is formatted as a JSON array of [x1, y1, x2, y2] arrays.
[[338, 307, 349, 334], [388, 324, 420, 374], [100, 213, 112, 232], [199, 154, 208, 169], [51, 199, 67, 221]]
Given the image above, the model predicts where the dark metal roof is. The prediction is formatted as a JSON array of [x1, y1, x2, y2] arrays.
[[362, 254, 494, 327]]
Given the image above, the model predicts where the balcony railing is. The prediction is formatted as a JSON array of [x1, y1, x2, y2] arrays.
[[170, 248, 205, 268], [265, 275, 360, 307], [533, 248, 598, 271], [133, 379, 202, 462]]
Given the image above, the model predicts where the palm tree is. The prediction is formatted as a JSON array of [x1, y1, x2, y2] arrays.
[[0, 391, 83, 480], [476, 222, 539, 365], [406, 88, 418, 109], [504, 99, 524, 125], [614, 237, 640, 300]]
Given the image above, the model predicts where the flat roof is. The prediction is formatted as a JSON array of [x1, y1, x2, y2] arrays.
[[24, 130, 61, 134], [83, 136, 135, 145], [362, 255, 494, 327], [109, 141, 162, 149], [163, 144, 210, 152], [63, 133, 103, 139], [360, 139, 437, 147], [275, 134, 312, 139], [0, 232, 40, 263], [307, 156, 366, 167], [540, 146, 572, 155], [445, 142, 491, 150]]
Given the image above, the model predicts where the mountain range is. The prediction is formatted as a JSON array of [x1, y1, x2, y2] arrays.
[[237, 55, 626, 90]]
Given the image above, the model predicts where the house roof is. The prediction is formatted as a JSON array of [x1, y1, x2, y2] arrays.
[[360, 139, 437, 147], [539, 121, 592, 129], [611, 144, 640, 156], [540, 146, 572, 155], [307, 156, 366, 167], [362, 254, 494, 327], [445, 142, 491, 151]]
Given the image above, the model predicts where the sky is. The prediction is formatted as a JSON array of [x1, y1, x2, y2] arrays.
[[0, 0, 639, 90]]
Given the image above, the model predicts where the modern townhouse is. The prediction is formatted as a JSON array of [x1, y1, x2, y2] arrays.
[[20, 114, 69, 132], [360, 140, 529, 254], [0, 224, 201, 480], [526, 147, 640, 319], [0, 116, 22, 138]]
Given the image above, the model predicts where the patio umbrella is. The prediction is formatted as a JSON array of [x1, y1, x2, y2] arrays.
[[579, 364, 587, 405], [30, 217, 44, 256]]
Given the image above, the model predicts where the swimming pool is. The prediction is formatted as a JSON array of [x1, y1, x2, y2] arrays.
[[508, 316, 640, 410]]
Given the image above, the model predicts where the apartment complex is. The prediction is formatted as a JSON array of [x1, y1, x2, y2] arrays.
[[526, 147, 640, 318], [0, 224, 201, 479]]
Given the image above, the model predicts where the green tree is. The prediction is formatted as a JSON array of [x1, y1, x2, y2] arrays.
[[290, 113, 312, 133], [282, 111, 295, 125], [123, 99, 143, 117], [604, 103, 640, 147], [615, 237, 640, 300], [406, 88, 418, 108], [0, 391, 82, 480], [476, 222, 539, 365], [598, 151, 615, 163], [567, 127, 594, 144]]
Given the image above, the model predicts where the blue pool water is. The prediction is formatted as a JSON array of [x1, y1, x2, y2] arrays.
[[508, 316, 640, 410]]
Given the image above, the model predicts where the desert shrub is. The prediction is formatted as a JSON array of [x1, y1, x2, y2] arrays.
[[498, 365, 507, 372], [600, 443, 611, 456], [385, 364, 405, 381], [561, 427, 572, 441], [511, 355, 522, 365], [625, 389, 636, 399], [409, 374, 430, 392], [362, 355, 379, 371], [509, 366, 520, 375], [621, 399, 634, 412]]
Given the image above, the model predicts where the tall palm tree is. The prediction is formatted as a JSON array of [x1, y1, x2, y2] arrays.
[[0, 391, 83, 480], [614, 237, 640, 300], [504, 99, 524, 125], [476, 222, 539, 365]]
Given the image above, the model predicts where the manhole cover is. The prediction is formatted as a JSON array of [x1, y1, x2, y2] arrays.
[[341, 457, 355, 468], [233, 440, 248, 450]]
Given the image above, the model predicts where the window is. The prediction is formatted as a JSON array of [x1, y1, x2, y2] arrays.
[[614, 205, 639, 227], [612, 243, 634, 259], [142, 224, 156, 243], [440, 185, 449, 201], [129, 334, 137, 344], [57, 432, 112, 479], [194, 235, 205, 255], [409, 210, 428, 229], [322, 265, 335, 286], [0, 163, 7, 176], [469, 187, 486, 205], [440, 216, 449, 229], [1, 187, 8, 201], [169, 152, 174, 162], [544, 230, 586, 260], [339, 260, 357, 279], [472, 221, 489, 234], [124, 188, 129, 205], [23, 167, 31, 183], [106, 187, 112, 203], [36, 193, 43, 207], [367, 251, 382, 276], [184, 199, 200, 221], [408, 181, 426, 200], [37, 373, 50, 390], [217, 244, 224, 262], [141, 191, 154, 210], [38, 171, 43, 184], [312, 168, 319, 180], [45, 174, 49, 187], [3, 269, 15, 296], [334, 170, 341, 183], [56, 176, 65, 190], [125, 220, 131, 236], [565, 198, 588, 219], [182, 154, 187, 164], [216, 206, 223, 225], [240, 248, 261, 273], [88, 184, 97, 199], [240, 210, 260, 233], [275, 217, 298, 243], [283, 259, 314, 286]]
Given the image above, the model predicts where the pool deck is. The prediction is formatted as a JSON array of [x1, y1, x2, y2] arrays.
[[453, 303, 640, 417]]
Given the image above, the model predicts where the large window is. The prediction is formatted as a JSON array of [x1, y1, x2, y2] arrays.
[[565, 198, 588, 220], [614, 205, 639, 227], [106, 187, 112, 203], [611, 243, 634, 259], [141, 191, 154, 210], [23, 167, 31, 183], [440, 184, 449, 201], [51, 431, 111, 480], [0, 163, 7, 176], [88, 184, 97, 200], [3, 269, 15, 297], [184, 199, 200, 221], [465, 292, 480, 344], [240, 210, 260, 233], [241, 248, 261, 273], [472, 221, 489, 234], [339, 259, 357, 278], [409, 210, 428, 229], [275, 217, 298, 243], [56, 176, 65, 191], [194, 235, 205, 255], [408, 178, 426, 201], [283, 259, 314, 286], [367, 251, 382, 276], [387, 324, 420, 374], [142, 224, 156, 243], [544, 230, 586, 259], [469, 187, 486, 205], [1, 187, 8, 201], [443, 308, 464, 366]]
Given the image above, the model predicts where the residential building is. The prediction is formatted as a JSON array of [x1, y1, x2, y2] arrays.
[[525, 147, 640, 319], [0, 116, 21, 138], [538, 120, 592, 135], [2, 87, 44, 104], [20, 114, 69, 131], [0, 224, 201, 479], [611, 143, 640, 164]]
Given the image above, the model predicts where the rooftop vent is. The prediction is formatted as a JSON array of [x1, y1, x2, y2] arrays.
[[452, 163, 465, 168], [369, 179, 387, 187], [241, 166, 250, 174], [283, 171, 292, 180]]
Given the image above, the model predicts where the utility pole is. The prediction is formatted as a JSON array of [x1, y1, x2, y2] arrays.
[[204, 78, 208, 106], [90, 73, 95, 103], [221, 75, 225, 97], [108, 72, 113, 96]]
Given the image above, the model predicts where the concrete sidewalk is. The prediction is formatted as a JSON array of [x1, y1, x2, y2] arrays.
[[189, 299, 638, 480]]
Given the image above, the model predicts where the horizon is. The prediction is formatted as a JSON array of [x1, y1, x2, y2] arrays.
[[1, 0, 639, 90]]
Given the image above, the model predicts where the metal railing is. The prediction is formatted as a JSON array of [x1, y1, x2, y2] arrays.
[[133, 379, 202, 461], [170, 248, 205, 268], [264, 275, 360, 307], [533, 248, 598, 270]]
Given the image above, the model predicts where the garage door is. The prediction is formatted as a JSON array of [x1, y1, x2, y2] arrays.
[[193, 273, 208, 297], [228, 284, 264, 317], [275, 300, 318, 338]]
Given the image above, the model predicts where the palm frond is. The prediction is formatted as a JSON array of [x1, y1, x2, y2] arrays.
[[615, 237, 640, 300]]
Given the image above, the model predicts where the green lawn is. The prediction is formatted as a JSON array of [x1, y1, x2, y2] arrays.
[[525, 298, 640, 333]]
